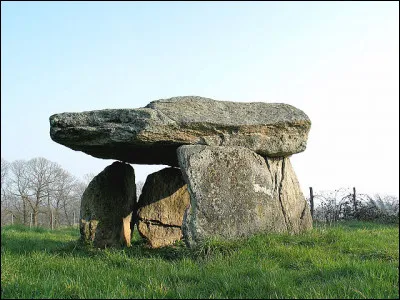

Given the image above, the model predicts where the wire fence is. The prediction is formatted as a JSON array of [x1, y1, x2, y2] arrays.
[[1, 209, 80, 229]]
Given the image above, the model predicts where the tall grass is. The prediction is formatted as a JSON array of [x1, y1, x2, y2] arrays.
[[1, 221, 398, 299]]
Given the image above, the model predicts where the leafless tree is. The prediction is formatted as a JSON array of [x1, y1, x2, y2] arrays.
[[22, 157, 67, 226], [2, 157, 88, 227], [1, 158, 9, 187], [1, 158, 11, 223], [1, 158, 9, 204], [52, 169, 83, 227], [82, 173, 96, 185], [136, 180, 144, 199], [7, 160, 32, 225]]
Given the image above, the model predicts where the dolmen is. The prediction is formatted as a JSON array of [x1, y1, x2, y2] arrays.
[[49, 96, 313, 248]]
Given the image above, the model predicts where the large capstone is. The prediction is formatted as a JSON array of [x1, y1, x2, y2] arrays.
[[136, 167, 190, 248], [49, 96, 311, 166], [177, 145, 312, 247], [80, 161, 136, 248]]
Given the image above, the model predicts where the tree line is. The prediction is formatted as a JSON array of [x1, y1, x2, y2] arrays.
[[2, 156, 398, 228], [1, 157, 94, 228]]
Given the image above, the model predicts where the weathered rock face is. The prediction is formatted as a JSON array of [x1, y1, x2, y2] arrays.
[[137, 167, 190, 248], [265, 157, 313, 234], [177, 145, 312, 247], [80, 161, 136, 248], [49, 96, 311, 166]]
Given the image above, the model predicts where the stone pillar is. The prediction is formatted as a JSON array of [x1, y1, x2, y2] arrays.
[[80, 161, 136, 248], [136, 167, 190, 248], [177, 145, 312, 248]]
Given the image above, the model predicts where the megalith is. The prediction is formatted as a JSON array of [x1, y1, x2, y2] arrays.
[[49, 96, 311, 166], [80, 161, 136, 248], [49, 95, 313, 249], [136, 167, 190, 248], [177, 145, 312, 247]]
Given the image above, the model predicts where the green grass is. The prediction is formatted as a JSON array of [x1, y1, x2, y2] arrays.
[[1, 221, 399, 299]]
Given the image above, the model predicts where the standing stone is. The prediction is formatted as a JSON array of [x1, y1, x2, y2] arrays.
[[265, 157, 313, 234], [177, 145, 312, 247], [137, 167, 190, 248], [80, 161, 136, 248]]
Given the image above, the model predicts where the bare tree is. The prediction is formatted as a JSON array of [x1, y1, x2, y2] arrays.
[[8, 160, 31, 225], [23, 157, 66, 226], [52, 170, 83, 227], [136, 180, 144, 199], [1, 158, 9, 205], [1, 158, 11, 224], [4, 158, 78, 227], [2, 157, 95, 227], [1, 158, 9, 187], [82, 173, 96, 185]]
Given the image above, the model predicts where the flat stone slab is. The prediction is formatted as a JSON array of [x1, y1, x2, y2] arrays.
[[50, 96, 311, 166]]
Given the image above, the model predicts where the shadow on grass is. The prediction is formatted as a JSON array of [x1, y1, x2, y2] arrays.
[[50, 237, 196, 262], [49, 229, 244, 262], [4, 221, 396, 262], [1, 227, 191, 261], [1, 225, 241, 262]]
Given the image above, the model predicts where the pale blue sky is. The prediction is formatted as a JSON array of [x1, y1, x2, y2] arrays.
[[1, 1, 399, 197]]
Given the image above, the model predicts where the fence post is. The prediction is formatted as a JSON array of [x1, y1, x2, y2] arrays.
[[30, 213, 33, 228], [309, 187, 314, 219], [11, 214, 14, 225], [73, 211, 76, 227], [353, 187, 357, 213], [51, 210, 54, 230]]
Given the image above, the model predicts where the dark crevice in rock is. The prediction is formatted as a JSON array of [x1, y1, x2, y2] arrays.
[[277, 159, 289, 232], [299, 201, 307, 220], [138, 217, 181, 229], [218, 133, 226, 146], [264, 157, 271, 173]]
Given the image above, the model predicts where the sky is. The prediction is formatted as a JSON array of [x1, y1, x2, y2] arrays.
[[1, 1, 399, 198]]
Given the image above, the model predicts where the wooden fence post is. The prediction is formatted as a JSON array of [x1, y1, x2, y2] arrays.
[[353, 187, 357, 213], [309, 187, 314, 219], [11, 214, 14, 225], [51, 210, 54, 230], [30, 213, 33, 228], [73, 211, 76, 228]]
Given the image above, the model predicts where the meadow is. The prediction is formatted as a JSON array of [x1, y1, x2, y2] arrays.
[[1, 221, 398, 299]]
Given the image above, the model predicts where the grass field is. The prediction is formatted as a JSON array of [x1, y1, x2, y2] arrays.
[[1, 221, 398, 299]]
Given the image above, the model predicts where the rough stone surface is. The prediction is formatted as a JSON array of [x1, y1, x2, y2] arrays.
[[80, 161, 136, 248], [49, 96, 311, 166], [177, 145, 312, 247], [137, 167, 190, 248], [265, 156, 313, 234]]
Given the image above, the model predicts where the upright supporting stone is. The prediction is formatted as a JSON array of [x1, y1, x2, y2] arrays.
[[264, 157, 313, 234], [80, 161, 136, 248], [177, 145, 312, 247], [136, 167, 190, 248]]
